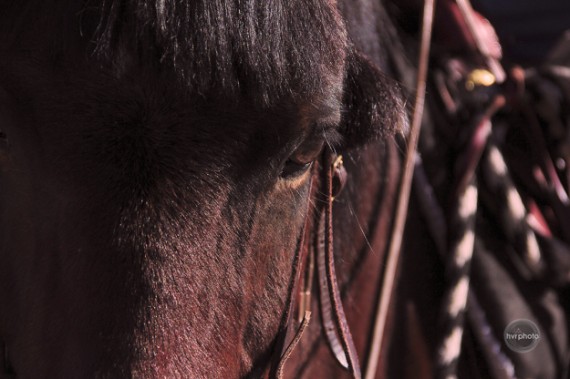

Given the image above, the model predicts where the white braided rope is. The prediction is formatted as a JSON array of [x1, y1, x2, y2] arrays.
[[436, 180, 478, 378]]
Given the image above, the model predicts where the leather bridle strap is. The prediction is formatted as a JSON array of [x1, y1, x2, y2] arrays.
[[317, 150, 361, 378], [363, 0, 436, 378]]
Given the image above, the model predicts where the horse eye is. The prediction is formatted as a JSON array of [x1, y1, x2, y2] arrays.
[[280, 159, 313, 179], [280, 139, 324, 179]]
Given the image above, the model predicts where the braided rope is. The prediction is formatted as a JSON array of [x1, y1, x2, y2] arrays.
[[481, 143, 544, 276], [436, 180, 477, 379], [435, 95, 504, 378], [414, 156, 517, 379]]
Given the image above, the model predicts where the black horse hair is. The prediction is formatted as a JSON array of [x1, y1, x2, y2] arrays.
[[93, 0, 349, 105]]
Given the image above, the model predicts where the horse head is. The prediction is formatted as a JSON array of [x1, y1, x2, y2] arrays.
[[0, 1, 405, 377]]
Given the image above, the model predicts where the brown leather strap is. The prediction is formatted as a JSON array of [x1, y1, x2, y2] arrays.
[[275, 311, 312, 379], [317, 149, 362, 379], [317, 209, 350, 368]]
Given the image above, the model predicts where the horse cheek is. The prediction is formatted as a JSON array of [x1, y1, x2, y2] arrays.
[[239, 182, 311, 369]]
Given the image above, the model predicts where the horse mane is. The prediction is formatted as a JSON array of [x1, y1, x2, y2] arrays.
[[92, 0, 348, 105]]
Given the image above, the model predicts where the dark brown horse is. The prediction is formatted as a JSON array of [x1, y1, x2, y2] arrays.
[[0, 0, 408, 377], [2, 0, 570, 378]]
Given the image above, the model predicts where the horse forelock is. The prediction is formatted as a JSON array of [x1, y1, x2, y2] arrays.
[[90, 0, 348, 105]]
